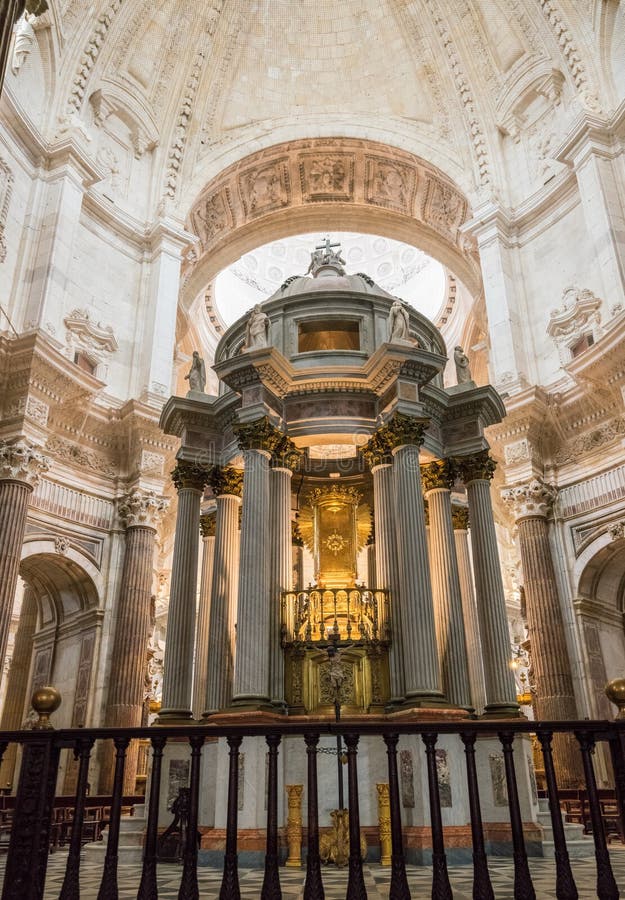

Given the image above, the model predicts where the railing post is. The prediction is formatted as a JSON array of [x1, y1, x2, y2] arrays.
[[137, 734, 167, 900], [422, 732, 453, 900], [59, 735, 95, 900], [219, 735, 243, 900], [498, 731, 536, 900], [608, 728, 625, 844], [383, 734, 410, 900], [178, 734, 205, 900], [96, 736, 130, 900], [303, 733, 324, 900], [344, 733, 367, 900], [261, 734, 282, 900], [536, 730, 578, 900], [460, 731, 495, 900], [1, 687, 62, 900]]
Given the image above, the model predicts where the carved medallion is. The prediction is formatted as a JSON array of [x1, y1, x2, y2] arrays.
[[238, 159, 290, 217], [190, 188, 232, 249], [299, 152, 354, 202], [365, 156, 416, 213]]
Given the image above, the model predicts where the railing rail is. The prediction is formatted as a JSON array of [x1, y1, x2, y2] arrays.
[[0, 716, 624, 900]]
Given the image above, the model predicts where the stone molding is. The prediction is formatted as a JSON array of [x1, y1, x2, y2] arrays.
[[501, 478, 556, 521], [208, 466, 243, 498], [118, 490, 169, 530], [171, 461, 212, 492], [421, 459, 456, 493], [0, 440, 49, 487], [451, 505, 470, 531], [200, 512, 217, 538], [454, 450, 496, 484]]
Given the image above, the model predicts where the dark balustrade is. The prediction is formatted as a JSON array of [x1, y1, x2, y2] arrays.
[[0, 718, 623, 900]]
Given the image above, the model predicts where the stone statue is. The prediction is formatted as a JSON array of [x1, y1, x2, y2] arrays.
[[11, 12, 36, 75], [245, 303, 270, 349], [454, 345, 472, 384], [184, 350, 206, 392], [388, 298, 411, 343]]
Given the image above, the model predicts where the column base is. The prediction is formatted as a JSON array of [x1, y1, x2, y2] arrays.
[[399, 693, 450, 710], [229, 696, 275, 713], [156, 708, 194, 724], [481, 702, 523, 719]]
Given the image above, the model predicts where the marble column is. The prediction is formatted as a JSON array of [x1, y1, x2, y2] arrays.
[[456, 451, 519, 716], [452, 506, 487, 715], [232, 418, 283, 709], [291, 521, 304, 593], [383, 415, 442, 705], [269, 464, 295, 709], [102, 490, 167, 792], [0, 585, 37, 788], [160, 462, 210, 721], [0, 440, 48, 693], [363, 433, 405, 705], [366, 537, 376, 589], [422, 462, 471, 710], [192, 513, 216, 719], [203, 468, 242, 715], [502, 479, 583, 786]]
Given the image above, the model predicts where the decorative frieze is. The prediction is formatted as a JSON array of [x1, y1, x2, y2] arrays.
[[118, 490, 169, 530], [502, 478, 556, 521], [0, 440, 49, 487], [0, 157, 13, 265]]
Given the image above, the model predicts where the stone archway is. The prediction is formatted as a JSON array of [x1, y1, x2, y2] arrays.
[[180, 137, 482, 313]]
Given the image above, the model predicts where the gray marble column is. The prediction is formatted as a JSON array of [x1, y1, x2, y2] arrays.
[[231, 419, 280, 709], [457, 452, 519, 717], [423, 462, 471, 710], [193, 513, 216, 719], [502, 479, 583, 786], [102, 490, 167, 789], [0, 441, 48, 693], [363, 446, 405, 705], [160, 462, 210, 721], [452, 505, 487, 715], [203, 469, 242, 715], [292, 521, 304, 593], [269, 466, 294, 709], [384, 415, 442, 706], [366, 539, 376, 589]]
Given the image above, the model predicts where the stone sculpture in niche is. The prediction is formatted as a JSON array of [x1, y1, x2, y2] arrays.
[[185, 351, 206, 393], [245, 304, 270, 349], [454, 345, 472, 384], [387, 298, 411, 344], [11, 12, 36, 75]]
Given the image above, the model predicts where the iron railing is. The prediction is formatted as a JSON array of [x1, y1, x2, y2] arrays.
[[0, 717, 624, 899]]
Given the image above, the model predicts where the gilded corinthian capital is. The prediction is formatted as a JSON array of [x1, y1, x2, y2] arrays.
[[501, 478, 557, 521], [234, 416, 282, 454], [454, 450, 496, 483], [451, 505, 470, 530], [200, 512, 217, 537], [171, 460, 212, 492], [421, 459, 456, 492], [119, 490, 169, 530], [0, 439, 49, 487], [208, 465, 243, 498]]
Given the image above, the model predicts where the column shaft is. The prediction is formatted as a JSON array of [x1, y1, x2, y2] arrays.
[[160, 470, 206, 719], [453, 522, 487, 714], [426, 487, 471, 709], [0, 481, 33, 683], [371, 463, 405, 703], [232, 448, 271, 706], [393, 445, 442, 703], [517, 515, 583, 786], [269, 467, 292, 708], [193, 528, 215, 718], [465, 475, 518, 715], [204, 495, 240, 714]]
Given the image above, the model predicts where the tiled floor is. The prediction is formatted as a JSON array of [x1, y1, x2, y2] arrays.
[[31, 848, 625, 898]]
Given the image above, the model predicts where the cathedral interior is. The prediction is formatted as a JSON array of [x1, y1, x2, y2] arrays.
[[1, 1, 625, 897]]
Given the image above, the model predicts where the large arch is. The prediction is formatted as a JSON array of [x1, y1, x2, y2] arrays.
[[180, 137, 483, 316]]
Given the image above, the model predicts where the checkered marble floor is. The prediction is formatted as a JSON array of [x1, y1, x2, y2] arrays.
[[27, 848, 625, 898]]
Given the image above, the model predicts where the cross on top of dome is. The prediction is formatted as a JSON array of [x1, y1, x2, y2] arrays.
[[306, 237, 346, 278]]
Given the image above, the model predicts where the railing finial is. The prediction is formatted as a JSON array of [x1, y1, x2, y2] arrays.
[[30, 685, 61, 729], [605, 677, 625, 719]]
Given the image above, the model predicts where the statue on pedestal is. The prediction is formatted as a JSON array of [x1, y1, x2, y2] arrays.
[[184, 350, 206, 393], [245, 304, 270, 349], [11, 12, 36, 75], [387, 298, 411, 343], [454, 345, 472, 384]]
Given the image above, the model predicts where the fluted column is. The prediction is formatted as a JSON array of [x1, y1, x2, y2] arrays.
[[502, 479, 583, 786], [0, 585, 37, 788], [422, 461, 471, 709], [452, 506, 487, 714], [102, 490, 168, 789], [269, 459, 297, 709], [366, 537, 376, 589], [456, 452, 518, 717], [0, 440, 48, 692], [232, 418, 284, 709], [203, 469, 242, 715], [379, 415, 442, 705], [193, 513, 216, 719], [363, 432, 405, 704], [160, 462, 210, 720], [291, 521, 304, 593]]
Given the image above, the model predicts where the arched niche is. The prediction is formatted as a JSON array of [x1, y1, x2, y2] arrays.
[[180, 137, 482, 317]]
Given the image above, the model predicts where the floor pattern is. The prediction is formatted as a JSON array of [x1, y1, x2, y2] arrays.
[[25, 848, 625, 898]]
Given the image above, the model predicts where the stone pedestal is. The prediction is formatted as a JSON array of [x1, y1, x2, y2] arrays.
[[160, 462, 210, 720]]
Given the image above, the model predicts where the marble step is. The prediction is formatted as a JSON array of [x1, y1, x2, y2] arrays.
[[537, 797, 594, 858]]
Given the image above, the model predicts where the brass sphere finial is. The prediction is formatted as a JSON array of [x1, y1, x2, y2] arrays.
[[605, 678, 625, 719], [30, 686, 61, 729]]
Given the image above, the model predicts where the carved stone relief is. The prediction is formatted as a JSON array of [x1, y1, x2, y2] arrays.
[[400, 749, 415, 808], [0, 157, 14, 264], [365, 157, 415, 213], [299, 153, 354, 202], [435, 748, 452, 807], [238, 159, 290, 218], [191, 189, 233, 248], [423, 177, 466, 237], [489, 752, 508, 806]]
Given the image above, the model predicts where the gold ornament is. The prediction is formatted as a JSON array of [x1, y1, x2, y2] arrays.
[[376, 783, 391, 866], [285, 784, 303, 867], [31, 686, 62, 729]]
